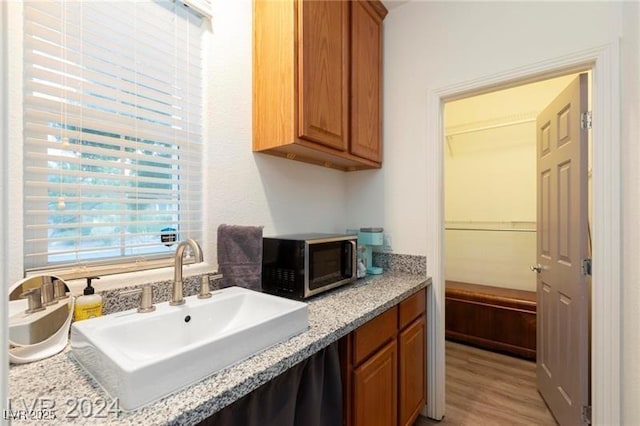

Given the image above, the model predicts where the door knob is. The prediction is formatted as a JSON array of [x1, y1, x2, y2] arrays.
[[530, 264, 543, 273]]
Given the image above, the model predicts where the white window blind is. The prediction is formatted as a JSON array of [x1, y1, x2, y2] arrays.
[[182, 0, 212, 19], [23, 0, 205, 275]]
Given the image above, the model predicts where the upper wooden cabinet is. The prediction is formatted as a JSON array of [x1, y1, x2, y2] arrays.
[[350, 0, 383, 163], [253, 0, 388, 171], [298, 0, 349, 151]]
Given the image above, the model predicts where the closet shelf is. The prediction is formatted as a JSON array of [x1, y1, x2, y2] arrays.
[[444, 111, 538, 138], [445, 221, 536, 233]]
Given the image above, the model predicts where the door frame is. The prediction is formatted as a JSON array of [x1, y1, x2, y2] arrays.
[[425, 42, 620, 424], [0, 0, 8, 420]]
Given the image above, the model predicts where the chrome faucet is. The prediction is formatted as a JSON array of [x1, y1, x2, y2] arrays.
[[170, 239, 204, 306]]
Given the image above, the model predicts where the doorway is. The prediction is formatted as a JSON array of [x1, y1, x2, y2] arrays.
[[444, 74, 582, 294], [424, 43, 621, 424], [441, 73, 589, 424]]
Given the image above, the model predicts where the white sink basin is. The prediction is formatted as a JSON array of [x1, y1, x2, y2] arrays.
[[70, 286, 308, 411], [9, 297, 71, 345]]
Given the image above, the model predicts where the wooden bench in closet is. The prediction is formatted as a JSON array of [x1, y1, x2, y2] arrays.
[[445, 280, 536, 360]]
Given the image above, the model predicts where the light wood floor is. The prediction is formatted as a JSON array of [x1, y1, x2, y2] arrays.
[[414, 341, 557, 426]]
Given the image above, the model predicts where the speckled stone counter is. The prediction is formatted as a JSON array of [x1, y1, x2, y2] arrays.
[[8, 271, 429, 425]]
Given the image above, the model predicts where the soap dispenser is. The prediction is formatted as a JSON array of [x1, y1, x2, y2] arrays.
[[73, 276, 103, 321]]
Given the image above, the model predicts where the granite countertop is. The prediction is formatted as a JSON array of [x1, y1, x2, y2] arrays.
[[8, 271, 430, 425]]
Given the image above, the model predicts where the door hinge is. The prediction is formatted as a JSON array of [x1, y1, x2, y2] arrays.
[[581, 111, 593, 129], [582, 258, 592, 276], [582, 405, 592, 424]]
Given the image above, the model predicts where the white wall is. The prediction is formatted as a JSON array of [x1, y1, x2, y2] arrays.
[[5, 1, 23, 286], [1, 1, 8, 421], [445, 231, 536, 291], [444, 121, 537, 291], [348, 1, 622, 256], [346, 0, 638, 420], [621, 2, 640, 423], [445, 125, 536, 223], [205, 0, 349, 261]]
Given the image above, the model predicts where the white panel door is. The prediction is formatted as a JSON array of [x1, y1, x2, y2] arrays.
[[536, 73, 589, 426]]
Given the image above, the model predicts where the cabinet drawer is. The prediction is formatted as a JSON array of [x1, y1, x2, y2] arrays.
[[399, 288, 426, 330], [353, 306, 398, 365]]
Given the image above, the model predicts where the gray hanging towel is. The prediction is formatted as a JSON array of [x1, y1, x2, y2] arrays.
[[217, 224, 263, 291]]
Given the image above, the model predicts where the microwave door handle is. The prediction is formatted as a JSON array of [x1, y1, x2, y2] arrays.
[[349, 240, 357, 278]]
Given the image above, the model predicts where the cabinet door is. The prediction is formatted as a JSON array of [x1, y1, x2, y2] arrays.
[[350, 0, 383, 162], [399, 316, 426, 426], [297, 0, 349, 151], [354, 340, 398, 426]]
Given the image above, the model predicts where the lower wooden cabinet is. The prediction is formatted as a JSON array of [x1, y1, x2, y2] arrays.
[[341, 288, 427, 426], [399, 316, 426, 426], [354, 340, 397, 426]]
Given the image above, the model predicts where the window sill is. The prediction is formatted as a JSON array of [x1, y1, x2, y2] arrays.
[[65, 262, 218, 296]]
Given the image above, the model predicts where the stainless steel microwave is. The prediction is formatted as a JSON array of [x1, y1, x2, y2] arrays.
[[262, 233, 357, 299]]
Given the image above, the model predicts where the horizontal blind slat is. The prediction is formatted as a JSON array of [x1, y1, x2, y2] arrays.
[[25, 219, 196, 230], [24, 107, 202, 144], [28, 35, 203, 82], [25, 3, 203, 55], [26, 228, 204, 245], [24, 24, 203, 83], [24, 209, 202, 218], [24, 42, 203, 98], [24, 56, 203, 111], [25, 80, 203, 132], [24, 125, 203, 159], [25, 167, 187, 188], [25, 181, 200, 201], [24, 68, 202, 121]]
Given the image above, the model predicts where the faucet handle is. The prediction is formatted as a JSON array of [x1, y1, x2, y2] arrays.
[[198, 274, 223, 299], [209, 273, 223, 282], [120, 286, 156, 313], [21, 288, 46, 314], [138, 286, 155, 313], [42, 279, 57, 306], [53, 279, 67, 300], [198, 275, 212, 299]]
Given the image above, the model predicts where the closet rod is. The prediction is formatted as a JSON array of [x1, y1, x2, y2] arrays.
[[445, 227, 536, 233], [445, 117, 536, 138]]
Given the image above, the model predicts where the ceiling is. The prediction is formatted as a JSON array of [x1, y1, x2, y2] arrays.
[[445, 73, 585, 128], [382, 0, 411, 11]]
